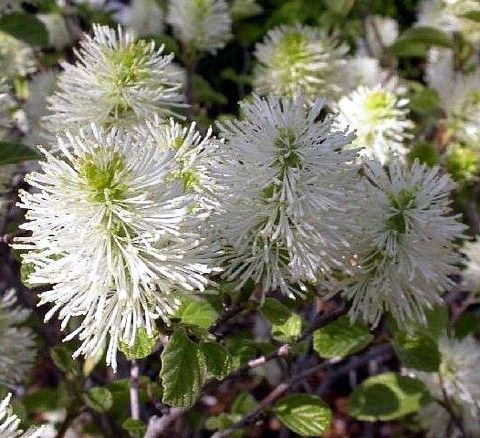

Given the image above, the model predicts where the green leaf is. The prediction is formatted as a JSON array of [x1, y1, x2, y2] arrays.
[[192, 75, 228, 105], [389, 40, 429, 57], [260, 298, 292, 325], [423, 305, 449, 339], [392, 332, 441, 371], [313, 316, 373, 359], [462, 10, 480, 22], [230, 0, 263, 21], [0, 13, 48, 47], [160, 328, 206, 407], [175, 296, 219, 330], [455, 313, 479, 339], [231, 391, 257, 414], [408, 143, 438, 167], [348, 373, 431, 421], [0, 142, 39, 165], [273, 394, 332, 437], [200, 341, 232, 379], [324, 0, 355, 15], [271, 313, 302, 342], [119, 327, 158, 360], [50, 345, 76, 374], [83, 387, 113, 413], [392, 26, 453, 48], [409, 87, 439, 113], [23, 386, 69, 413], [122, 418, 146, 435]]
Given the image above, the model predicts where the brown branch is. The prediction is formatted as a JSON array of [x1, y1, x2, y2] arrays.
[[129, 360, 141, 421], [144, 408, 185, 438], [208, 302, 247, 336]]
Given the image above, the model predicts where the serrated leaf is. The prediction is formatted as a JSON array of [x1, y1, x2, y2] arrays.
[[313, 316, 373, 359], [273, 394, 332, 437], [0, 13, 48, 47], [83, 387, 113, 413], [348, 372, 430, 421], [175, 296, 219, 330], [50, 345, 75, 374], [160, 329, 206, 407], [0, 142, 39, 165], [261, 298, 291, 325], [393, 332, 441, 371], [119, 327, 158, 360], [271, 313, 302, 342], [122, 418, 146, 435], [200, 341, 232, 379]]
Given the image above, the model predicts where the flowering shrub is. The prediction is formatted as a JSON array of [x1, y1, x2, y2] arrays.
[[0, 1, 480, 437]]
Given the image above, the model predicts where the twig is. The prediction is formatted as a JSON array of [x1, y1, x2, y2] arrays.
[[144, 408, 185, 438], [213, 343, 391, 438], [129, 360, 140, 421], [208, 302, 246, 336]]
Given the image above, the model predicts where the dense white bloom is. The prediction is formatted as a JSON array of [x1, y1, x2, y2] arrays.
[[413, 334, 480, 436], [418, 0, 480, 43], [37, 13, 74, 50], [167, 0, 232, 54], [253, 24, 347, 101], [0, 31, 36, 80], [336, 81, 413, 164], [342, 160, 465, 326], [115, 0, 165, 37], [0, 289, 37, 385], [214, 94, 356, 297], [15, 124, 216, 369], [45, 24, 183, 138], [461, 240, 480, 290], [0, 394, 43, 438], [22, 72, 57, 147], [364, 15, 399, 59], [427, 48, 480, 147], [135, 116, 220, 209]]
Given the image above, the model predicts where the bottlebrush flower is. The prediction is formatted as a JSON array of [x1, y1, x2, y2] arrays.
[[336, 81, 413, 164], [0, 289, 37, 385], [413, 334, 480, 437], [0, 394, 44, 438], [115, 0, 165, 38], [45, 24, 183, 138], [253, 24, 347, 101], [364, 15, 399, 59], [339, 55, 384, 93], [213, 94, 356, 298], [135, 116, 221, 210], [167, 0, 232, 54], [15, 124, 216, 369], [342, 160, 465, 326]]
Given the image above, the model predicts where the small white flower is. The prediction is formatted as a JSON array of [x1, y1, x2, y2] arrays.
[[214, 94, 356, 297], [45, 24, 183, 138], [426, 48, 480, 147], [253, 24, 347, 101], [336, 81, 414, 164], [115, 0, 165, 38], [0, 289, 37, 385], [418, 0, 480, 43], [461, 240, 480, 291], [0, 394, 44, 438], [167, 0, 232, 54], [15, 124, 216, 369], [343, 160, 465, 326], [135, 116, 221, 210], [364, 15, 399, 59], [413, 333, 480, 436], [0, 31, 36, 80]]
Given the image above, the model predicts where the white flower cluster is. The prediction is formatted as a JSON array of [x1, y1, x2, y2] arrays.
[[413, 334, 480, 437], [167, 0, 232, 54], [213, 94, 356, 297], [0, 289, 37, 385], [16, 124, 218, 369], [0, 31, 36, 80], [253, 24, 347, 101], [343, 160, 465, 325], [45, 24, 184, 138], [337, 81, 413, 164], [0, 394, 43, 438]]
